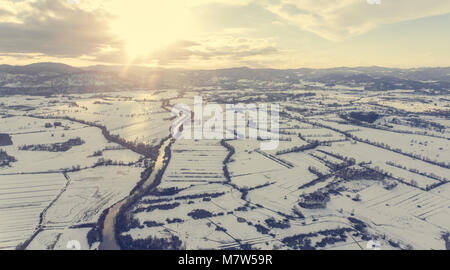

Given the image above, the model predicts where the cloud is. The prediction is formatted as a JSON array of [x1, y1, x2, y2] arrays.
[[1, 0, 448, 68], [264, 0, 450, 40], [0, 0, 118, 57], [147, 37, 280, 67], [193, 2, 278, 32], [0, 8, 14, 19], [0, 0, 280, 67], [92, 36, 281, 68]]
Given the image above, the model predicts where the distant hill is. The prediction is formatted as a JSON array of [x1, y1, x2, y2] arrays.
[[0, 62, 448, 95], [0, 62, 80, 75]]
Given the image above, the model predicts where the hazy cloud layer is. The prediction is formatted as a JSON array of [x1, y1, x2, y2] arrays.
[[0, 0, 117, 57], [150, 37, 280, 66], [94, 37, 280, 69], [265, 0, 450, 40], [0, 8, 14, 19]]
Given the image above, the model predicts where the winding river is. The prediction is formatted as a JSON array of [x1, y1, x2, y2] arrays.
[[98, 138, 172, 250]]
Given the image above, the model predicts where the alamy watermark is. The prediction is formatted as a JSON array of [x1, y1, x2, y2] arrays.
[[170, 96, 279, 150]]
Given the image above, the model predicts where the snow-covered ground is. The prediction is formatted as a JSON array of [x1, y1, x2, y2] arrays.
[[1, 88, 449, 250], [0, 90, 176, 249]]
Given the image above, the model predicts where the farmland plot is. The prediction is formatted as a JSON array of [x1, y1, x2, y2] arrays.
[[1, 84, 449, 250], [321, 141, 450, 190], [33, 93, 174, 147], [26, 166, 142, 250], [0, 116, 142, 174], [0, 174, 66, 249], [0, 96, 153, 249], [118, 139, 238, 249]]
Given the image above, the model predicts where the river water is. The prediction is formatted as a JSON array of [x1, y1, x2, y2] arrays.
[[98, 138, 172, 250]]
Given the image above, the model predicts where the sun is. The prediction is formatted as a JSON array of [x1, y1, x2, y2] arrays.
[[107, 1, 194, 60]]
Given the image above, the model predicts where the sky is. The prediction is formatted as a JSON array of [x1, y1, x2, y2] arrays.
[[0, 0, 449, 69]]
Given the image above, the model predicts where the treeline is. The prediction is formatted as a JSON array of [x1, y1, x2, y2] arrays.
[[334, 166, 384, 182], [18, 137, 84, 152], [308, 166, 324, 178], [119, 234, 184, 250], [386, 161, 449, 182], [358, 137, 450, 169], [359, 164, 444, 191], [282, 228, 353, 250], [406, 117, 445, 132], [316, 149, 356, 164], [221, 139, 235, 182], [298, 190, 330, 209], [310, 153, 354, 171], [275, 141, 319, 155], [140, 190, 226, 206], [133, 202, 180, 214], [302, 151, 356, 189], [28, 114, 159, 158], [92, 157, 135, 168], [300, 117, 450, 169], [59, 157, 138, 174], [265, 217, 290, 229], [174, 191, 225, 201]]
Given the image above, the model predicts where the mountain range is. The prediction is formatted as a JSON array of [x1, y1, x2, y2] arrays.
[[0, 62, 449, 95]]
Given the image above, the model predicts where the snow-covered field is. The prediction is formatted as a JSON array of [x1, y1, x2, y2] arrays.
[[1, 87, 449, 250], [0, 173, 66, 249], [0, 91, 176, 249]]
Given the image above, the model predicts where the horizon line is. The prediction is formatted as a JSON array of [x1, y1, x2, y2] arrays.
[[2, 61, 450, 71]]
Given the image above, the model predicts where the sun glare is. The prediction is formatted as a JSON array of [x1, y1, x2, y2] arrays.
[[108, 2, 194, 61]]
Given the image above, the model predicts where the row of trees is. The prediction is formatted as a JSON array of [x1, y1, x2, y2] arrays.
[[18, 137, 84, 152], [275, 141, 319, 155], [300, 116, 449, 169], [386, 161, 448, 182], [29, 114, 159, 158], [221, 139, 235, 182]]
